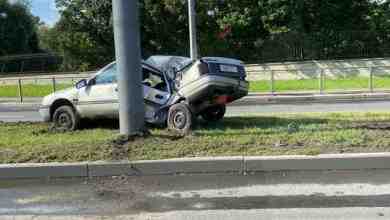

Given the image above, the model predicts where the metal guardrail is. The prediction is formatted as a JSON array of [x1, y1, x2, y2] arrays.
[[247, 65, 390, 95], [1, 75, 89, 103], [1, 66, 390, 103]]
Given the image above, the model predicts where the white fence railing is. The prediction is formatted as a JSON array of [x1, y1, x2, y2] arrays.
[[1, 65, 390, 102]]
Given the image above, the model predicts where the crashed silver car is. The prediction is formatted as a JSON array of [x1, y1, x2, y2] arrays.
[[39, 56, 249, 134]]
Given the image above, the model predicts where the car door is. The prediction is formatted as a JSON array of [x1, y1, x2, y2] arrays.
[[111, 64, 171, 121], [142, 66, 171, 121], [77, 63, 117, 118]]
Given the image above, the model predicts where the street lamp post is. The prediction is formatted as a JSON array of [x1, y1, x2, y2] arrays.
[[112, 0, 145, 136], [188, 0, 198, 60]]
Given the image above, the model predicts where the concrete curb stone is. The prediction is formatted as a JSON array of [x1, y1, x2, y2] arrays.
[[87, 161, 136, 177], [131, 156, 244, 175], [0, 163, 88, 179], [2, 153, 390, 179], [245, 153, 390, 172], [232, 93, 390, 106]]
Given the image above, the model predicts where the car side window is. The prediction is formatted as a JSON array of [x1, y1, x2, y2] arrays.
[[95, 64, 117, 85]]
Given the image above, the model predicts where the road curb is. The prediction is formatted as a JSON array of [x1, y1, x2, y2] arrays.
[[245, 153, 390, 172], [0, 163, 88, 179], [2, 153, 390, 179], [87, 161, 136, 177], [131, 157, 244, 175], [233, 93, 390, 105]]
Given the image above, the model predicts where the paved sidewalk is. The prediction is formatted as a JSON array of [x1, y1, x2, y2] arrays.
[[233, 92, 390, 106]]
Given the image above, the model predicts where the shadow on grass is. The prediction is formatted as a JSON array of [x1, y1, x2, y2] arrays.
[[77, 116, 329, 130], [79, 118, 119, 130], [74, 116, 331, 137]]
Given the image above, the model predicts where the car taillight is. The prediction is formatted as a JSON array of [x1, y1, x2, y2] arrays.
[[197, 62, 209, 75], [215, 95, 234, 104]]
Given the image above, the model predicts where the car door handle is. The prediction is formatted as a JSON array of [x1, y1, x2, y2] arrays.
[[155, 94, 164, 99], [114, 87, 118, 92]]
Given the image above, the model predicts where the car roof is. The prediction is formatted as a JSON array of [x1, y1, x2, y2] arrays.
[[104, 60, 163, 74]]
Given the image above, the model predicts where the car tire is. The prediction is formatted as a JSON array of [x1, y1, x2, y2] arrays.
[[201, 105, 226, 122], [52, 105, 80, 132], [167, 103, 193, 135]]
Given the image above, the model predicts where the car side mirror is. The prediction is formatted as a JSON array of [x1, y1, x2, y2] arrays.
[[87, 78, 96, 86], [76, 79, 87, 89]]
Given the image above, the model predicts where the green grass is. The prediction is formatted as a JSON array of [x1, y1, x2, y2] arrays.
[[0, 84, 72, 97], [2, 112, 390, 164], [249, 77, 390, 92]]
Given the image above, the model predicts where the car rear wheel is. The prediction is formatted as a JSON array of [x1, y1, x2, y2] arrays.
[[167, 103, 193, 135], [201, 105, 226, 122], [52, 105, 80, 132]]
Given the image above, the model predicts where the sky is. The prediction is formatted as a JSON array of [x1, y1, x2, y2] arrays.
[[30, 0, 59, 26]]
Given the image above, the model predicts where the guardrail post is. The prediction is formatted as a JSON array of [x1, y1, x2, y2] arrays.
[[18, 79, 23, 103], [270, 70, 275, 95], [319, 69, 324, 94], [20, 61, 25, 73], [369, 67, 374, 93], [52, 77, 56, 93], [0, 63, 5, 73]]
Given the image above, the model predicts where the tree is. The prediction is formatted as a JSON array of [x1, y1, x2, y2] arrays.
[[40, 0, 389, 70], [259, 0, 374, 60], [49, 0, 269, 69], [0, 0, 40, 56]]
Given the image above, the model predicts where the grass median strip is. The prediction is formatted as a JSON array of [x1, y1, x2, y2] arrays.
[[249, 77, 390, 92], [0, 84, 72, 97], [2, 112, 390, 164]]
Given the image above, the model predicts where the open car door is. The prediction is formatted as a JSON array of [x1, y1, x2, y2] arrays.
[[142, 65, 171, 122]]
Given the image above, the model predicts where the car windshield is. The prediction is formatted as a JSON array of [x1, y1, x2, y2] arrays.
[[145, 56, 192, 73]]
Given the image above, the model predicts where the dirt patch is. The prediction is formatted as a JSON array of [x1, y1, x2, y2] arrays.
[[91, 175, 161, 211], [110, 131, 152, 161]]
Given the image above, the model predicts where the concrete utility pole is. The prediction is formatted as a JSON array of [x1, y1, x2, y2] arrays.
[[188, 0, 198, 60], [112, 0, 145, 135]]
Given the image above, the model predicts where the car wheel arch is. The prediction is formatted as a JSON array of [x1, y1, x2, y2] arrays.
[[50, 99, 76, 121]]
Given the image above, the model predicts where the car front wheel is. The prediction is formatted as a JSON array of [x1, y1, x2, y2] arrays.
[[52, 105, 80, 132], [167, 103, 193, 135]]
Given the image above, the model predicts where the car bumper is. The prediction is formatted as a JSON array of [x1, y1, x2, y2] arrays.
[[39, 106, 51, 122], [178, 75, 249, 102]]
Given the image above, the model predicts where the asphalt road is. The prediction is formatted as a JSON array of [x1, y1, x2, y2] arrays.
[[0, 104, 40, 122], [2, 100, 390, 122], [2, 169, 390, 219]]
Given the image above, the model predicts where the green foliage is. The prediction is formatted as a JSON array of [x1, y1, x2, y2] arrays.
[[0, 0, 40, 56], [38, 0, 390, 71]]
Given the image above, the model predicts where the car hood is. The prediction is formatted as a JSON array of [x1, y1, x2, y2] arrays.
[[145, 56, 193, 73], [41, 87, 78, 106], [146, 56, 244, 72], [53, 87, 77, 96]]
